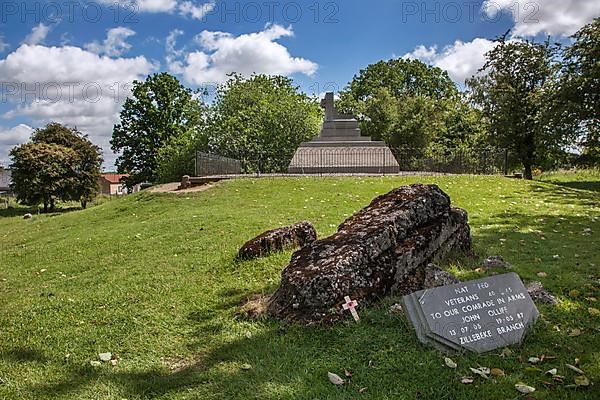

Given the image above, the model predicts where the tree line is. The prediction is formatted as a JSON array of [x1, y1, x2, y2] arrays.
[[111, 19, 598, 184], [9, 18, 599, 210]]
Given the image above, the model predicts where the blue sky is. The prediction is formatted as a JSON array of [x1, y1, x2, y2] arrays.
[[0, 0, 598, 168]]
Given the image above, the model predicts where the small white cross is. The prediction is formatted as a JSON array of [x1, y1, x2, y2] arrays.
[[342, 296, 360, 322]]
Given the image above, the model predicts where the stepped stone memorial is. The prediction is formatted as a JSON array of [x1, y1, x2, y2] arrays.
[[288, 93, 400, 174], [267, 183, 471, 324], [402, 273, 539, 353]]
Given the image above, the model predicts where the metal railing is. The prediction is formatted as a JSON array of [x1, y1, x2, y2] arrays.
[[195, 148, 511, 176], [195, 152, 242, 176]]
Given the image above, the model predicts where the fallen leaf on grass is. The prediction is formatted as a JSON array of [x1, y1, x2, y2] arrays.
[[461, 377, 474, 384], [327, 372, 345, 385], [515, 383, 536, 394], [566, 364, 584, 374], [574, 375, 590, 387], [537, 272, 548, 278], [90, 360, 101, 367], [528, 357, 541, 364], [588, 307, 600, 316], [491, 368, 505, 377], [500, 348, 513, 358], [568, 328, 582, 337], [240, 363, 252, 370], [344, 368, 353, 377], [444, 357, 457, 369], [358, 387, 368, 393], [545, 368, 558, 376], [98, 352, 112, 362], [470, 367, 490, 379]]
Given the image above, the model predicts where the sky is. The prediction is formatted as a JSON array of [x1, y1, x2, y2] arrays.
[[0, 0, 598, 168]]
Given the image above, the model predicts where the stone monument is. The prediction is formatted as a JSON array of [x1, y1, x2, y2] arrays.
[[288, 93, 400, 174], [267, 184, 471, 324]]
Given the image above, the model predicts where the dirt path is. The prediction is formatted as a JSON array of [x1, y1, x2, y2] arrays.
[[147, 182, 215, 194]]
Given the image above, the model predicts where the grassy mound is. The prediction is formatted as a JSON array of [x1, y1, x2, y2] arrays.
[[1, 175, 599, 399]]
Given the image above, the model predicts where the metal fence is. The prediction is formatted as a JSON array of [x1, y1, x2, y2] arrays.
[[195, 152, 242, 176], [195, 148, 512, 176]]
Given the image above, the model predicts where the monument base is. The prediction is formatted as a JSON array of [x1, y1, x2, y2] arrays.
[[288, 144, 400, 174]]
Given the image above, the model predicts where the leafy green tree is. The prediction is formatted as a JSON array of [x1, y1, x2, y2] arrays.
[[207, 74, 322, 172], [31, 122, 103, 208], [340, 58, 458, 104], [111, 73, 205, 186], [10, 143, 77, 212], [338, 58, 484, 153], [156, 128, 208, 183], [467, 37, 564, 179], [10, 123, 102, 211], [561, 18, 600, 165], [434, 96, 488, 151], [363, 87, 442, 150]]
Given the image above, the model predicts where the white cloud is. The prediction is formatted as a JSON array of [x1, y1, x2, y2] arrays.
[[482, 0, 600, 37], [23, 23, 51, 45], [175, 24, 318, 85], [85, 27, 136, 57], [0, 44, 156, 167], [0, 36, 8, 53], [99, 0, 215, 17], [0, 44, 154, 88], [137, 0, 177, 12], [404, 38, 496, 85], [98, 0, 177, 13], [178, 0, 215, 19], [165, 29, 185, 74], [0, 124, 34, 165]]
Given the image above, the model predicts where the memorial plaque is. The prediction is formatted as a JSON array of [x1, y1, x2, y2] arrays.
[[402, 273, 539, 353]]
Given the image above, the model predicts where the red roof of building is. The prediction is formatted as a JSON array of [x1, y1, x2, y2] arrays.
[[101, 173, 129, 184]]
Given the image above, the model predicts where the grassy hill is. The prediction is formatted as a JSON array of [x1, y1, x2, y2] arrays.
[[1, 175, 599, 399]]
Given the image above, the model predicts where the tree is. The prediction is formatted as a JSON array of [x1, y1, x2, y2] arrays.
[[111, 73, 205, 186], [156, 128, 208, 183], [362, 87, 442, 150], [206, 74, 322, 172], [338, 58, 484, 153], [467, 37, 563, 179], [561, 18, 600, 165], [31, 122, 103, 208], [10, 123, 102, 211]]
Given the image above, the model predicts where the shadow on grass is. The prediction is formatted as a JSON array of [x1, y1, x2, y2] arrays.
[[468, 181, 600, 292], [0, 206, 82, 218], [0, 347, 47, 363], [544, 180, 600, 193], [24, 296, 600, 399]]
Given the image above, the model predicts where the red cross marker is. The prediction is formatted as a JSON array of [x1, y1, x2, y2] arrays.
[[342, 296, 360, 321]]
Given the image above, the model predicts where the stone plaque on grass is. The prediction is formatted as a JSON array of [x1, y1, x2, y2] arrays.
[[402, 272, 539, 353]]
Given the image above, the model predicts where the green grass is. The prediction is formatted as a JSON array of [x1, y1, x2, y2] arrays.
[[1, 175, 599, 399], [537, 168, 600, 193]]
